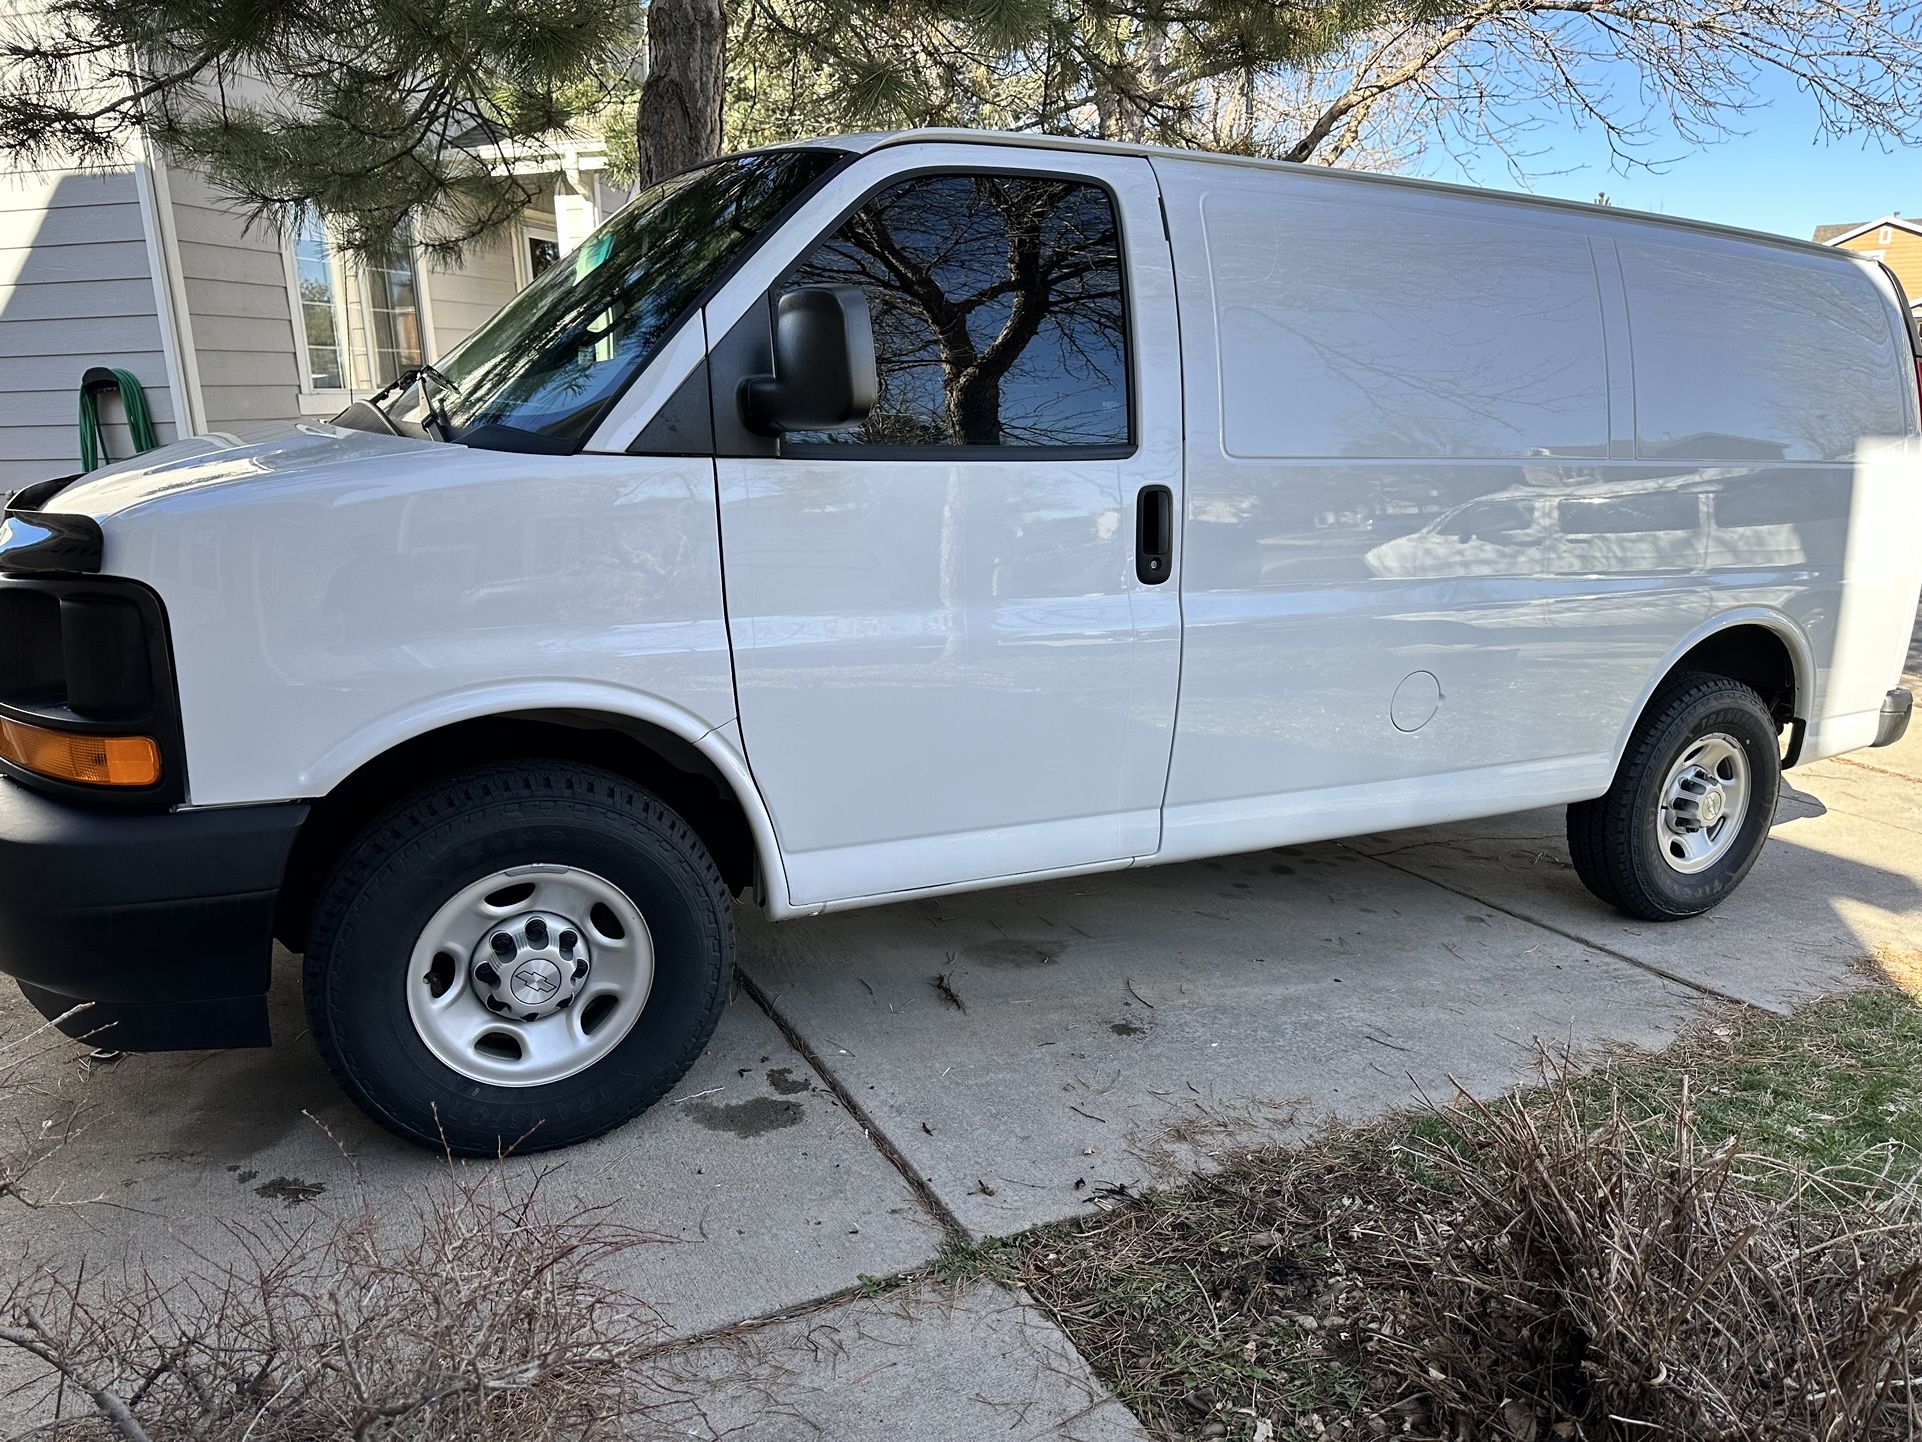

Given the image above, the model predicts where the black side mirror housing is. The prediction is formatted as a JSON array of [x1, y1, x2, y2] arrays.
[[738, 286, 878, 436]]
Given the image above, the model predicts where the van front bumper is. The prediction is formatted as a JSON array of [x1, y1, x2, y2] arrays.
[[1877, 688, 1914, 749], [0, 779, 306, 1050]]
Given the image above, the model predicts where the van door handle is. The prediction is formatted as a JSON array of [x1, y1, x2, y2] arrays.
[[1136, 484, 1173, 585]]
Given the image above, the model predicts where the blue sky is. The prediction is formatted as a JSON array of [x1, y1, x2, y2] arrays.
[[1416, 65, 1921, 241]]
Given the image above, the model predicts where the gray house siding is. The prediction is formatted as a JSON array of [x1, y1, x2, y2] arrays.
[[0, 166, 179, 489], [165, 166, 302, 429], [2, 141, 598, 490], [424, 232, 517, 360]]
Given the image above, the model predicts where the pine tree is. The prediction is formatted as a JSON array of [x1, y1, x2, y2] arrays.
[[0, 0, 644, 261]]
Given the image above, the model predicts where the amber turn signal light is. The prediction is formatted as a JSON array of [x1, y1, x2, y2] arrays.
[[0, 715, 160, 787]]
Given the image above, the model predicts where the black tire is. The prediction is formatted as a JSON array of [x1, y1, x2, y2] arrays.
[[1567, 671, 1781, 921], [303, 762, 733, 1154]]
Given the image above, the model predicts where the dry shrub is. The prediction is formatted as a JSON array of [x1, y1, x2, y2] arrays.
[[0, 1012, 89, 1210], [3, 1147, 670, 1442], [1313, 1074, 1922, 1441], [1019, 1042, 1922, 1441]]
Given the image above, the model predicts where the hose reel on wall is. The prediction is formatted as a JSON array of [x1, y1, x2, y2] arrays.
[[78, 366, 159, 472]]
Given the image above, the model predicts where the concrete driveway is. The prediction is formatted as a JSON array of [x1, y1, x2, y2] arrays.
[[5, 645, 1922, 1437]]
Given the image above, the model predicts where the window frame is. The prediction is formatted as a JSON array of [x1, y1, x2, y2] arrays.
[[281, 207, 428, 411], [351, 250, 428, 390], [515, 218, 562, 289], [767, 165, 1139, 463]]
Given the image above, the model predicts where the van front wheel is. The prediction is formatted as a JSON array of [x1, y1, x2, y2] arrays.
[[1568, 672, 1781, 921], [304, 762, 733, 1154]]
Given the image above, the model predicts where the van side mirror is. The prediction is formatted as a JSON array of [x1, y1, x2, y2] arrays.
[[738, 286, 878, 436]]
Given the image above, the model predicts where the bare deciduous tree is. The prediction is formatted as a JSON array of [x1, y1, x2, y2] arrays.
[[743, 0, 1922, 180]]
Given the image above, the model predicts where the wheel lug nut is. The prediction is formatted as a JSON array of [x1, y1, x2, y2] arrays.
[[483, 995, 507, 1013], [525, 918, 549, 948], [490, 932, 515, 959], [558, 929, 578, 954], [474, 961, 501, 987], [571, 958, 589, 982]]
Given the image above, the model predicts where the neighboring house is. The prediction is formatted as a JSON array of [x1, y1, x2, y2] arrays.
[[0, 131, 632, 492], [1815, 215, 1922, 315]]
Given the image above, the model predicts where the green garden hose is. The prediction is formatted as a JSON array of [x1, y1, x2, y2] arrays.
[[78, 366, 160, 471]]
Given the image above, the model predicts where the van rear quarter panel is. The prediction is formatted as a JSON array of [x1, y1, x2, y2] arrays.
[[1153, 156, 1918, 856]]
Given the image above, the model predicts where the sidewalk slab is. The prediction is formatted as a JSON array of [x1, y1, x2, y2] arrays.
[[1345, 780, 1922, 1012], [650, 1281, 1150, 1441], [739, 844, 1705, 1236], [1792, 753, 1922, 836], [0, 956, 944, 1343]]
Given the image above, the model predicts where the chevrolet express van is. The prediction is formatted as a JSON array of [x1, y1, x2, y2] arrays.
[[2, 131, 1918, 1153]]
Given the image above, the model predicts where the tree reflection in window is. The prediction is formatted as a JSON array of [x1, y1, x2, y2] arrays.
[[784, 174, 1131, 449]]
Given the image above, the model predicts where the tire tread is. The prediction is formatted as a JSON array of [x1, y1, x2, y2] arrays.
[[302, 761, 732, 1153], [1567, 671, 1779, 922]]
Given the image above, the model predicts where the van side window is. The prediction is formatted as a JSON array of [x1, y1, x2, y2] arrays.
[[780, 173, 1131, 451]]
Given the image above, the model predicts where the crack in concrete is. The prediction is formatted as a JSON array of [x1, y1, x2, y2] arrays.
[[734, 967, 969, 1238]]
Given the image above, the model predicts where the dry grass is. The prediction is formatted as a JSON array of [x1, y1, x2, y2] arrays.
[[1010, 989, 1922, 1442]]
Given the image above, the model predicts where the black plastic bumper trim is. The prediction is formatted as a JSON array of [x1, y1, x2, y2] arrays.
[[0, 780, 306, 1050], [0, 510, 104, 576], [18, 983, 271, 1051], [1876, 687, 1913, 749]]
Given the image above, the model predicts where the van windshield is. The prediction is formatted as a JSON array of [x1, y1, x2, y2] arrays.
[[396, 148, 845, 450]]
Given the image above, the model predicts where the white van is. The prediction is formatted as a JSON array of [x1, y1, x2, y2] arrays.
[[2, 131, 1917, 1153]]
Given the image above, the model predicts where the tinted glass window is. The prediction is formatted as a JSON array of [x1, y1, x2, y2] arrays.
[[783, 173, 1130, 449], [1437, 499, 1536, 541], [1558, 491, 1699, 536], [422, 149, 842, 446]]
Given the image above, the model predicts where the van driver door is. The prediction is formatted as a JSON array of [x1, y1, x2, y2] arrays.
[[708, 146, 1183, 908]]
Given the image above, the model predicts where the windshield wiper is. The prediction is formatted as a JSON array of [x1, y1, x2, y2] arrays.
[[373, 363, 461, 442], [413, 363, 461, 442]]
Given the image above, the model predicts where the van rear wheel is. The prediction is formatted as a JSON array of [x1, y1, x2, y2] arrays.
[[1567, 672, 1781, 921], [304, 762, 733, 1155]]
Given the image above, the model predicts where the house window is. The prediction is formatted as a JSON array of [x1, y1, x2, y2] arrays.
[[292, 207, 349, 389], [524, 228, 561, 283], [290, 205, 424, 393], [1880, 225, 1895, 244]]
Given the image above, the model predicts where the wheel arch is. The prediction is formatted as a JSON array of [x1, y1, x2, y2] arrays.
[[1608, 610, 1813, 779], [274, 703, 793, 953]]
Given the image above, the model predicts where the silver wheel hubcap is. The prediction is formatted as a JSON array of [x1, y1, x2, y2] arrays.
[[1657, 733, 1751, 875], [407, 865, 654, 1087]]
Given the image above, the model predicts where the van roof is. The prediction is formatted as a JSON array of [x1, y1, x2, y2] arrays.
[[790, 127, 1856, 267]]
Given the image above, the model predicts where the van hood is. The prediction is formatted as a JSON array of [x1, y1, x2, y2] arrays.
[[37, 421, 432, 522]]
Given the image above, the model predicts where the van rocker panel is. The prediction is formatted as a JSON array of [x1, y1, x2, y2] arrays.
[[0, 780, 306, 1049]]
